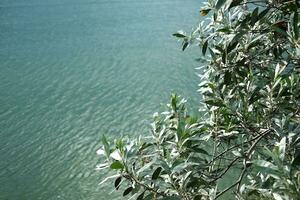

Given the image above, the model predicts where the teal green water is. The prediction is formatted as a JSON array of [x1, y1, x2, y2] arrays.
[[0, 0, 201, 199]]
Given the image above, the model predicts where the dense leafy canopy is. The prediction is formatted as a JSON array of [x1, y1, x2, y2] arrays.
[[97, 0, 300, 199]]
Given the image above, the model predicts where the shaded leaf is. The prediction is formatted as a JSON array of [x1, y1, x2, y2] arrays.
[[182, 42, 189, 51], [272, 25, 289, 38], [251, 7, 259, 26], [152, 167, 162, 180], [222, 50, 227, 64], [292, 154, 300, 167], [228, 0, 243, 10], [161, 196, 181, 200], [202, 40, 208, 56], [136, 192, 145, 200], [205, 98, 225, 107], [249, 87, 262, 105], [217, 27, 231, 33], [143, 193, 154, 200], [123, 187, 133, 196], [215, 0, 227, 10], [227, 41, 238, 53], [209, 48, 217, 61], [294, 10, 299, 40], [258, 8, 270, 20], [114, 177, 122, 190], [172, 31, 186, 38], [192, 147, 209, 155], [193, 195, 202, 200]]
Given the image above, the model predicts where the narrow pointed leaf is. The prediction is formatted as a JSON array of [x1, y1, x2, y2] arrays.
[[251, 7, 259, 26], [215, 0, 227, 10], [202, 40, 208, 55], [123, 187, 133, 196], [136, 192, 145, 200], [294, 11, 299, 40], [258, 8, 270, 20], [173, 31, 186, 38], [114, 177, 122, 190], [229, 0, 243, 9], [152, 167, 162, 180], [182, 42, 188, 51]]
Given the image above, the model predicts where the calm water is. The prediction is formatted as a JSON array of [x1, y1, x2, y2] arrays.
[[0, 0, 201, 199]]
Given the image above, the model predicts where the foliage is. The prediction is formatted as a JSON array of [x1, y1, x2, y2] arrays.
[[97, 0, 300, 199]]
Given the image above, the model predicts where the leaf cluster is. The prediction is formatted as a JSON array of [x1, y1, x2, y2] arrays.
[[97, 0, 300, 199]]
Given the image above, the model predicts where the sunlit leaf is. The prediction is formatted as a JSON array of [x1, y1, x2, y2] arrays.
[[110, 161, 124, 170], [110, 149, 122, 161]]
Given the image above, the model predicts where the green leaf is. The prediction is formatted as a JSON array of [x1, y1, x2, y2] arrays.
[[192, 147, 209, 155], [205, 98, 225, 107], [209, 48, 216, 61], [232, 150, 242, 157], [193, 195, 202, 200], [272, 26, 289, 38], [277, 137, 286, 161], [228, 0, 243, 10], [172, 161, 189, 173], [114, 176, 122, 190], [110, 161, 124, 170], [228, 0, 243, 9], [231, 32, 244, 44], [227, 41, 238, 53], [161, 196, 181, 200], [252, 160, 278, 171], [123, 187, 133, 196], [249, 87, 262, 105], [293, 10, 299, 40], [136, 192, 145, 200], [273, 193, 283, 200], [222, 50, 227, 64], [215, 0, 227, 10], [152, 167, 162, 180], [217, 27, 231, 33], [173, 31, 186, 38], [251, 7, 259, 26], [292, 154, 300, 167], [143, 193, 154, 200], [258, 8, 270, 20], [202, 40, 208, 56], [182, 41, 188, 51]]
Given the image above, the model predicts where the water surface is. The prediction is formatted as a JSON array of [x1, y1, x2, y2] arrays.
[[0, 0, 201, 199]]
